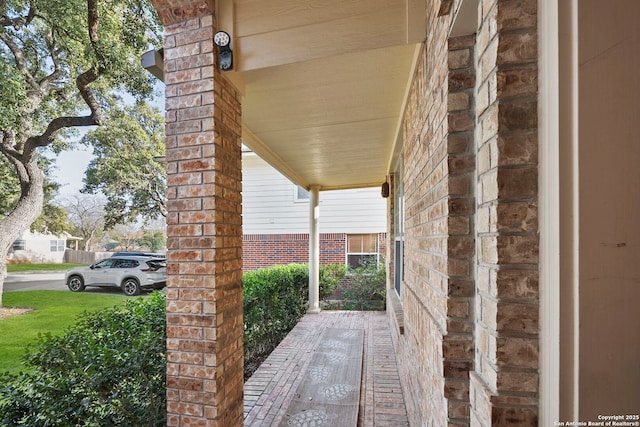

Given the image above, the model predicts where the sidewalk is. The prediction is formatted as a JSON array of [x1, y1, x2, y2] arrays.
[[244, 311, 409, 427]]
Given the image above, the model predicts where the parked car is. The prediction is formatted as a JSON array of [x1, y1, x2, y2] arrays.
[[65, 256, 167, 296], [110, 251, 166, 258]]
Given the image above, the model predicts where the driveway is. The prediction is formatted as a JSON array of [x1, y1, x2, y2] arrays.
[[4, 272, 153, 295], [4, 272, 66, 292]]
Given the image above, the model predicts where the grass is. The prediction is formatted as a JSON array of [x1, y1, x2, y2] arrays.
[[6, 263, 84, 273], [0, 291, 132, 373]]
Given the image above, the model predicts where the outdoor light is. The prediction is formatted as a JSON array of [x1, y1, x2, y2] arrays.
[[213, 30, 233, 71], [381, 179, 390, 198]]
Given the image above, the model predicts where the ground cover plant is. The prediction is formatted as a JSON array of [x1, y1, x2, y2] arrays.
[[0, 292, 166, 427]]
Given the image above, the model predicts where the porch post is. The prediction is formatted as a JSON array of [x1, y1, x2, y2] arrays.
[[308, 186, 320, 313], [150, 1, 244, 426]]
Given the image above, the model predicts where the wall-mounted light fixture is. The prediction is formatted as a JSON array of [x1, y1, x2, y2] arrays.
[[214, 30, 233, 71], [381, 178, 390, 198]]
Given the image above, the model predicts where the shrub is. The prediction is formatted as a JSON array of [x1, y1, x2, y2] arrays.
[[0, 263, 348, 421], [0, 292, 166, 427], [341, 259, 387, 310], [243, 263, 346, 378], [319, 263, 347, 299]]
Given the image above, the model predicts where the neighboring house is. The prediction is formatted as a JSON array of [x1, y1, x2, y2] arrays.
[[8, 230, 76, 263], [148, 1, 639, 426], [242, 150, 386, 271]]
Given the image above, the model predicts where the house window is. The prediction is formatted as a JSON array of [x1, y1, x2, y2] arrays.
[[346, 234, 378, 269], [394, 156, 405, 297], [294, 185, 310, 202], [50, 240, 66, 252], [12, 239, 25, 251]]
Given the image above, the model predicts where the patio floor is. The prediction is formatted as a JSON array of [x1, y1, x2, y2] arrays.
[[243, 311, 410, 427]]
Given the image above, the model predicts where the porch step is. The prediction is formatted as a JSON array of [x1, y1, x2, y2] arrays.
[[278, 327, 364, 427]]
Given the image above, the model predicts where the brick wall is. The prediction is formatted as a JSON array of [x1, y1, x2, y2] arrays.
[[390, 1, 539, 426], [445, 33, 477, 426], [471, 0, 539, 425], [243, 233, 387, 271], [153, 1, 245, 425], [393, 2, 452, 424]]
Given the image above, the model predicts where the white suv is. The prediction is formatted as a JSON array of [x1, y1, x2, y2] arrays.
[[65, 256, 167, 296]]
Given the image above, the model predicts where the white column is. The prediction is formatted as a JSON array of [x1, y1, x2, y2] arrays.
[[308, 186, 320, 313]]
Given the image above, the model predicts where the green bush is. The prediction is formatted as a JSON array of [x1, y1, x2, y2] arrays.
[[243, 263, 346, 378], [0, 263, 348, 422], [341, 259, 387, 310], [0, 292, 166, 427]]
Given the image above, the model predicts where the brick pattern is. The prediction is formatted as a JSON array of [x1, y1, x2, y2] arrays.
[[242, 233, 345, 271], [243, 233, 387, 271], [391, 1, 540, 426], [162, 8, 245, 426], [444, 33, 477, 427], [244, 311, 409, 426], [150, 0, 213, 26], [393, 2, 452, 424], [471, 0, 539, 426]]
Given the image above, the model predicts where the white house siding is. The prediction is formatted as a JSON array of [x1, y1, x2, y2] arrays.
[[9, 230, 67, 263], [242, 152, 387, 235]]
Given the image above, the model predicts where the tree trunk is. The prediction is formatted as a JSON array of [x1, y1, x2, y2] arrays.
[[0, 160, 44, 307]]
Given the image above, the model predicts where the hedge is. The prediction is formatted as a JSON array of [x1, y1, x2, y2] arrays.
[[0, 263, 346, 423]]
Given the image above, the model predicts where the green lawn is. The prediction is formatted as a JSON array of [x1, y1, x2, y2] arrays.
[[0, 291, 132, 373], [6, 263, 84, 272]]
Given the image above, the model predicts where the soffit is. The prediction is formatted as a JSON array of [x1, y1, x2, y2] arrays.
[[220, 0, 426, 190]]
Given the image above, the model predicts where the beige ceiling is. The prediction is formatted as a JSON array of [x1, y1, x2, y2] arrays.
[[221, 0, 426, 191]]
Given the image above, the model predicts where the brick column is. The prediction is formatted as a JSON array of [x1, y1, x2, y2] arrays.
[[151, 1, 244, 426], [471, 0, 539, 425], [444, 33, 477, 426]]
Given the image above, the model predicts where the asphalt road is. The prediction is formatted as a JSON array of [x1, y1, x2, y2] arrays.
[[4, 272, 150, 295], [4, 272, 67, 292]]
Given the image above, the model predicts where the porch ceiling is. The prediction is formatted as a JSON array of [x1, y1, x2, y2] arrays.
[[221, 0, 426, 191]]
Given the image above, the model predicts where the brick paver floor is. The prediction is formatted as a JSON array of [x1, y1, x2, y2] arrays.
[[244, 311, 410, 427]]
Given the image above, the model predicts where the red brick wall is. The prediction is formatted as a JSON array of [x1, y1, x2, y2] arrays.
[[156, 2, 245, 425], [243, 233, 387, 271]]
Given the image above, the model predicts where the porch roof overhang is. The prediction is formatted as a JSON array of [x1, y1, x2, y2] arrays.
[[218, 0, 426, 191]]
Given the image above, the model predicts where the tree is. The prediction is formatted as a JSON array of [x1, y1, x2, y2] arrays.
[[0, 152, 69, 235], [61, 194, 105, 251], [0, 0, 161, 306], [137, 229, 166, 252], [108, 223, 140, 251], [82, 101, 166, 228]]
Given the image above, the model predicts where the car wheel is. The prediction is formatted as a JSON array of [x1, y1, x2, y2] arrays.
[[121, 278, 141, 296], [67, 275, 85, 292]]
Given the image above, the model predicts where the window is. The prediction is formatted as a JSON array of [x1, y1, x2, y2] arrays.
[[50, 240, 66, 252], [12, 239, 25, 251], [346, 234, 378, 269], [294, 185, 310, 202], [394, 156, 405, 297], [113, 259, 139, 269], [93, 258, 115, 269]]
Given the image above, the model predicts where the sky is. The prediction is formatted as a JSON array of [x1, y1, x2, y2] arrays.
[[53, 146, 94, 197]]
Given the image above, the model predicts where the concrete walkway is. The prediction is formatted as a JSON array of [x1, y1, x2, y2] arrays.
[[244, 311, 409, 427]]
